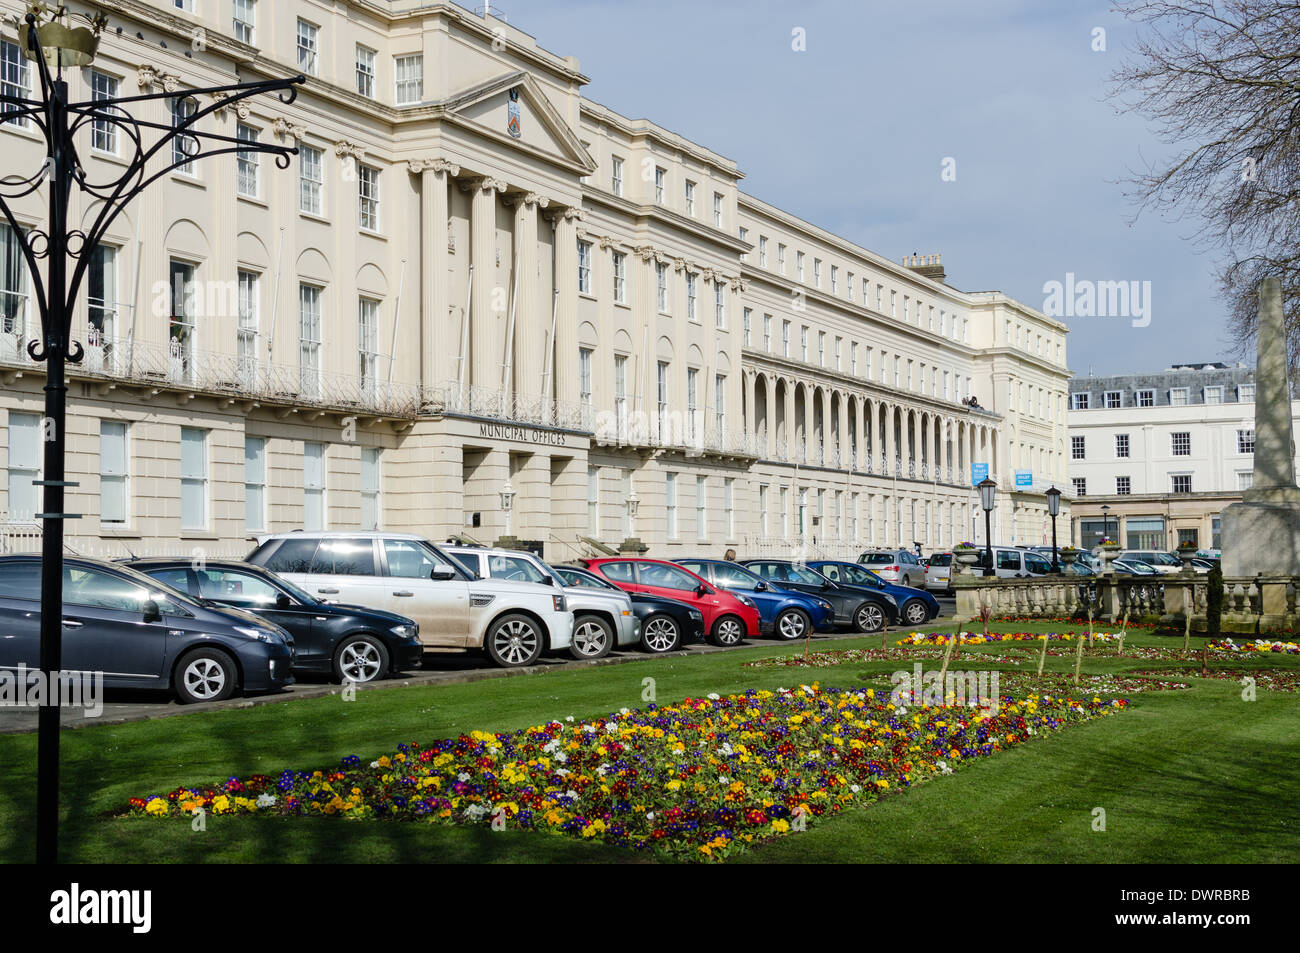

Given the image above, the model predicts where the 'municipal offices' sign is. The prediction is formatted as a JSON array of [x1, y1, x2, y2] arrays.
[[478, 421, 569, 447]]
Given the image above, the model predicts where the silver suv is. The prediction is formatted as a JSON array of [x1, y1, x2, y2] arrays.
[[445, 545, 640, 660], [858, 549, 926, 588], [248, 532, 574, 669]]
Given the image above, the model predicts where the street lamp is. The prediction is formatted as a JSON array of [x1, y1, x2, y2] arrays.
[[978, 476, 997, 577], [1, 6, 303, 864], [500, 480, 516, 537], [1101, 504, 1112, 545], [626, 489, 640, 537], [1046, 485, 1061, 573]]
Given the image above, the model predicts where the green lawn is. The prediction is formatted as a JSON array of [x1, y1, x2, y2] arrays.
[[1, 622, 1297, 863]]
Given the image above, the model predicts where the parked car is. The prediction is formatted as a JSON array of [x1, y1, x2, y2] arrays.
[[0, 555, 294, 704], [1115, 550, 1183, 574], [923, 552, 953, 594], [551, 565, 706, 653], [1114, 558, 1160, 576], [741, 559, 897, 631], [445, 545, 639, 660], [247, 532, 573, 669], [857, 549, 926, 588], [1191, 557, 1220, 572], [580, 557, 761, 646], [673, 558, 835, 641], [807, 559, 940, 626], [125, 558, 422, 683], [970, 546, 1055, 579]]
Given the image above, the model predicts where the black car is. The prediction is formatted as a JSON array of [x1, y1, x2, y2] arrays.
[[126, 559, 423, 683], [551, 565, 706, 653], [0, 555, 294, 704], [741, 559, 897, 631]]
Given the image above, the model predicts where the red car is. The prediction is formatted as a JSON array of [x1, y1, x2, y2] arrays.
[[581, 557, 761, 647]]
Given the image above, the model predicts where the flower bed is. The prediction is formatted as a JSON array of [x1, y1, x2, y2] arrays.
[[896, 631, 1117, 647], [1128, 669, 1300, 693], [123, 685, 1128, 861], [1208, 638, 1300, 656], [744, 647, 1024, 668]]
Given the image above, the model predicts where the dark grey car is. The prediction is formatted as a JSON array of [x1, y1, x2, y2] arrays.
[[0, 556, 294, 704]]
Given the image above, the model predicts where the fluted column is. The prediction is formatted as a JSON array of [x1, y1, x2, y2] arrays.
[[783, 379, 795, 460], [470, 176, 507, 389], [510, 192, 547, 396], [885, 404, 896, 472], [550, 206, 583, 406], [411, 159, 458, 390]]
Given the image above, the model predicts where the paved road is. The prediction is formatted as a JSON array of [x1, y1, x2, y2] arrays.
[[0, 596, 956, 734]]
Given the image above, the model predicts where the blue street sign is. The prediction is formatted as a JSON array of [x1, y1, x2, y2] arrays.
[[1015, 470, 1033, 488], [971, 462, 989, 486]]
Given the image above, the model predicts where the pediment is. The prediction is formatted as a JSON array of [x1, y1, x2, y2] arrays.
[[441, 71, 595, 175]]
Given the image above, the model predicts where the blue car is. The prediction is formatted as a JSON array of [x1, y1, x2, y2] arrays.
[[807, 559, 940, 627], [673, 558, 835, 641]]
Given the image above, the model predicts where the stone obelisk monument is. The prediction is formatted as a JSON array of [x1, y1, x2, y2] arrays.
[[1222, 277, 1300, 575]]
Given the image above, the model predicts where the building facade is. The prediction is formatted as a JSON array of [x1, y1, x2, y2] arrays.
[[1066, 362, 1300, 551], [0, 0, 1070, 561]]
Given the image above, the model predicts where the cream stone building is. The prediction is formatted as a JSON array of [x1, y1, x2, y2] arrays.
[[0, 0, 1071, 561]]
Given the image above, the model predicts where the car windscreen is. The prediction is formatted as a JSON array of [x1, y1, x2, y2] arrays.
[[860, 553, 893, 564]]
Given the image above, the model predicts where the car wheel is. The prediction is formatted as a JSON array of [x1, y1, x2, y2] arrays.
[[853, 602, 885, 632], [640, 614, 681, 654], [333, 634, 389, 683], [901, 599, 930, 626], [773, 607, 811, 641], [174, 648, 237, 704], [569, 615, 614, 660], [485, 614, 544, 668], [709, 614, 745, 647]]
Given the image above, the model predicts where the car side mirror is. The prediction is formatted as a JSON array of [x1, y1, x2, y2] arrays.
[[142, 599, 162, 624], [754, 581, 768, 591], [696, 584, 709, 597], [541, 575, 555, 587], [431, 566, 458, 581], [275, 592, 292, 609]]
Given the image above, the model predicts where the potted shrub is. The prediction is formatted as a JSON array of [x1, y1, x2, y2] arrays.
[[1059, 545, 1079, 567], [1176, 539, 1199, 572]]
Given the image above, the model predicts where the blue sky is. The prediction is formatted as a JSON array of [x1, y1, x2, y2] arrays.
[[507, 0, 1241, 376]]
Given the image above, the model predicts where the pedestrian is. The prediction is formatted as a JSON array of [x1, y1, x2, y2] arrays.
[[724, 548, 737, 561]]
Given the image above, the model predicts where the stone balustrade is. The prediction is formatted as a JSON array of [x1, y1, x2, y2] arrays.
[[949, 558, 1299, 632]]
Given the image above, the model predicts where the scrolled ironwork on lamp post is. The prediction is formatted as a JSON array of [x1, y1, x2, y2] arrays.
[[1, 4, 304, 864]]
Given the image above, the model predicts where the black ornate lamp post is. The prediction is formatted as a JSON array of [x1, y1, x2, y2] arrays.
[[978, 476, 997, 577], [1101, 503, 1112, 544], [1, 5, 303, 864], [1046, 485, 1062, 573]]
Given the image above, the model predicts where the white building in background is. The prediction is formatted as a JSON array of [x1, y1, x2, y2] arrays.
[[0, 0, 1069, 560], [1067, 362, 1300, 550]]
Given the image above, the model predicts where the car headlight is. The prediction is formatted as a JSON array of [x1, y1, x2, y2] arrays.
[[885, 595, 898, 608], [688, 609, 704, 621], [553, 594, 567, 612], [818, 600, 833, 611], [735, 594, 756, 608], [391, 624, 417, 639], [235, 625, 278, 644]]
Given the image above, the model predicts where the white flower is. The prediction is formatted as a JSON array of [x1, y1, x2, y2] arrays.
[[554, 767, 571, 777], [646, 811, 655, 820], [370, 760, 380, 769], [457, 772, 471, 782], [707, 693, 720, 700], [850, 784, 861, 794], [554, 751, 568, 764], [566, 715, 575, 722], [605, 721, 619, 733], [256, 793, 277, 808]]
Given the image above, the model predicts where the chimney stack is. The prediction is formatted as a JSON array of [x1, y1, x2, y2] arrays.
[[903, 252, 945, 285]]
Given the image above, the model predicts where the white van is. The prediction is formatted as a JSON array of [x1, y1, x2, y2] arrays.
[[971, 547, 1054, 579]]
